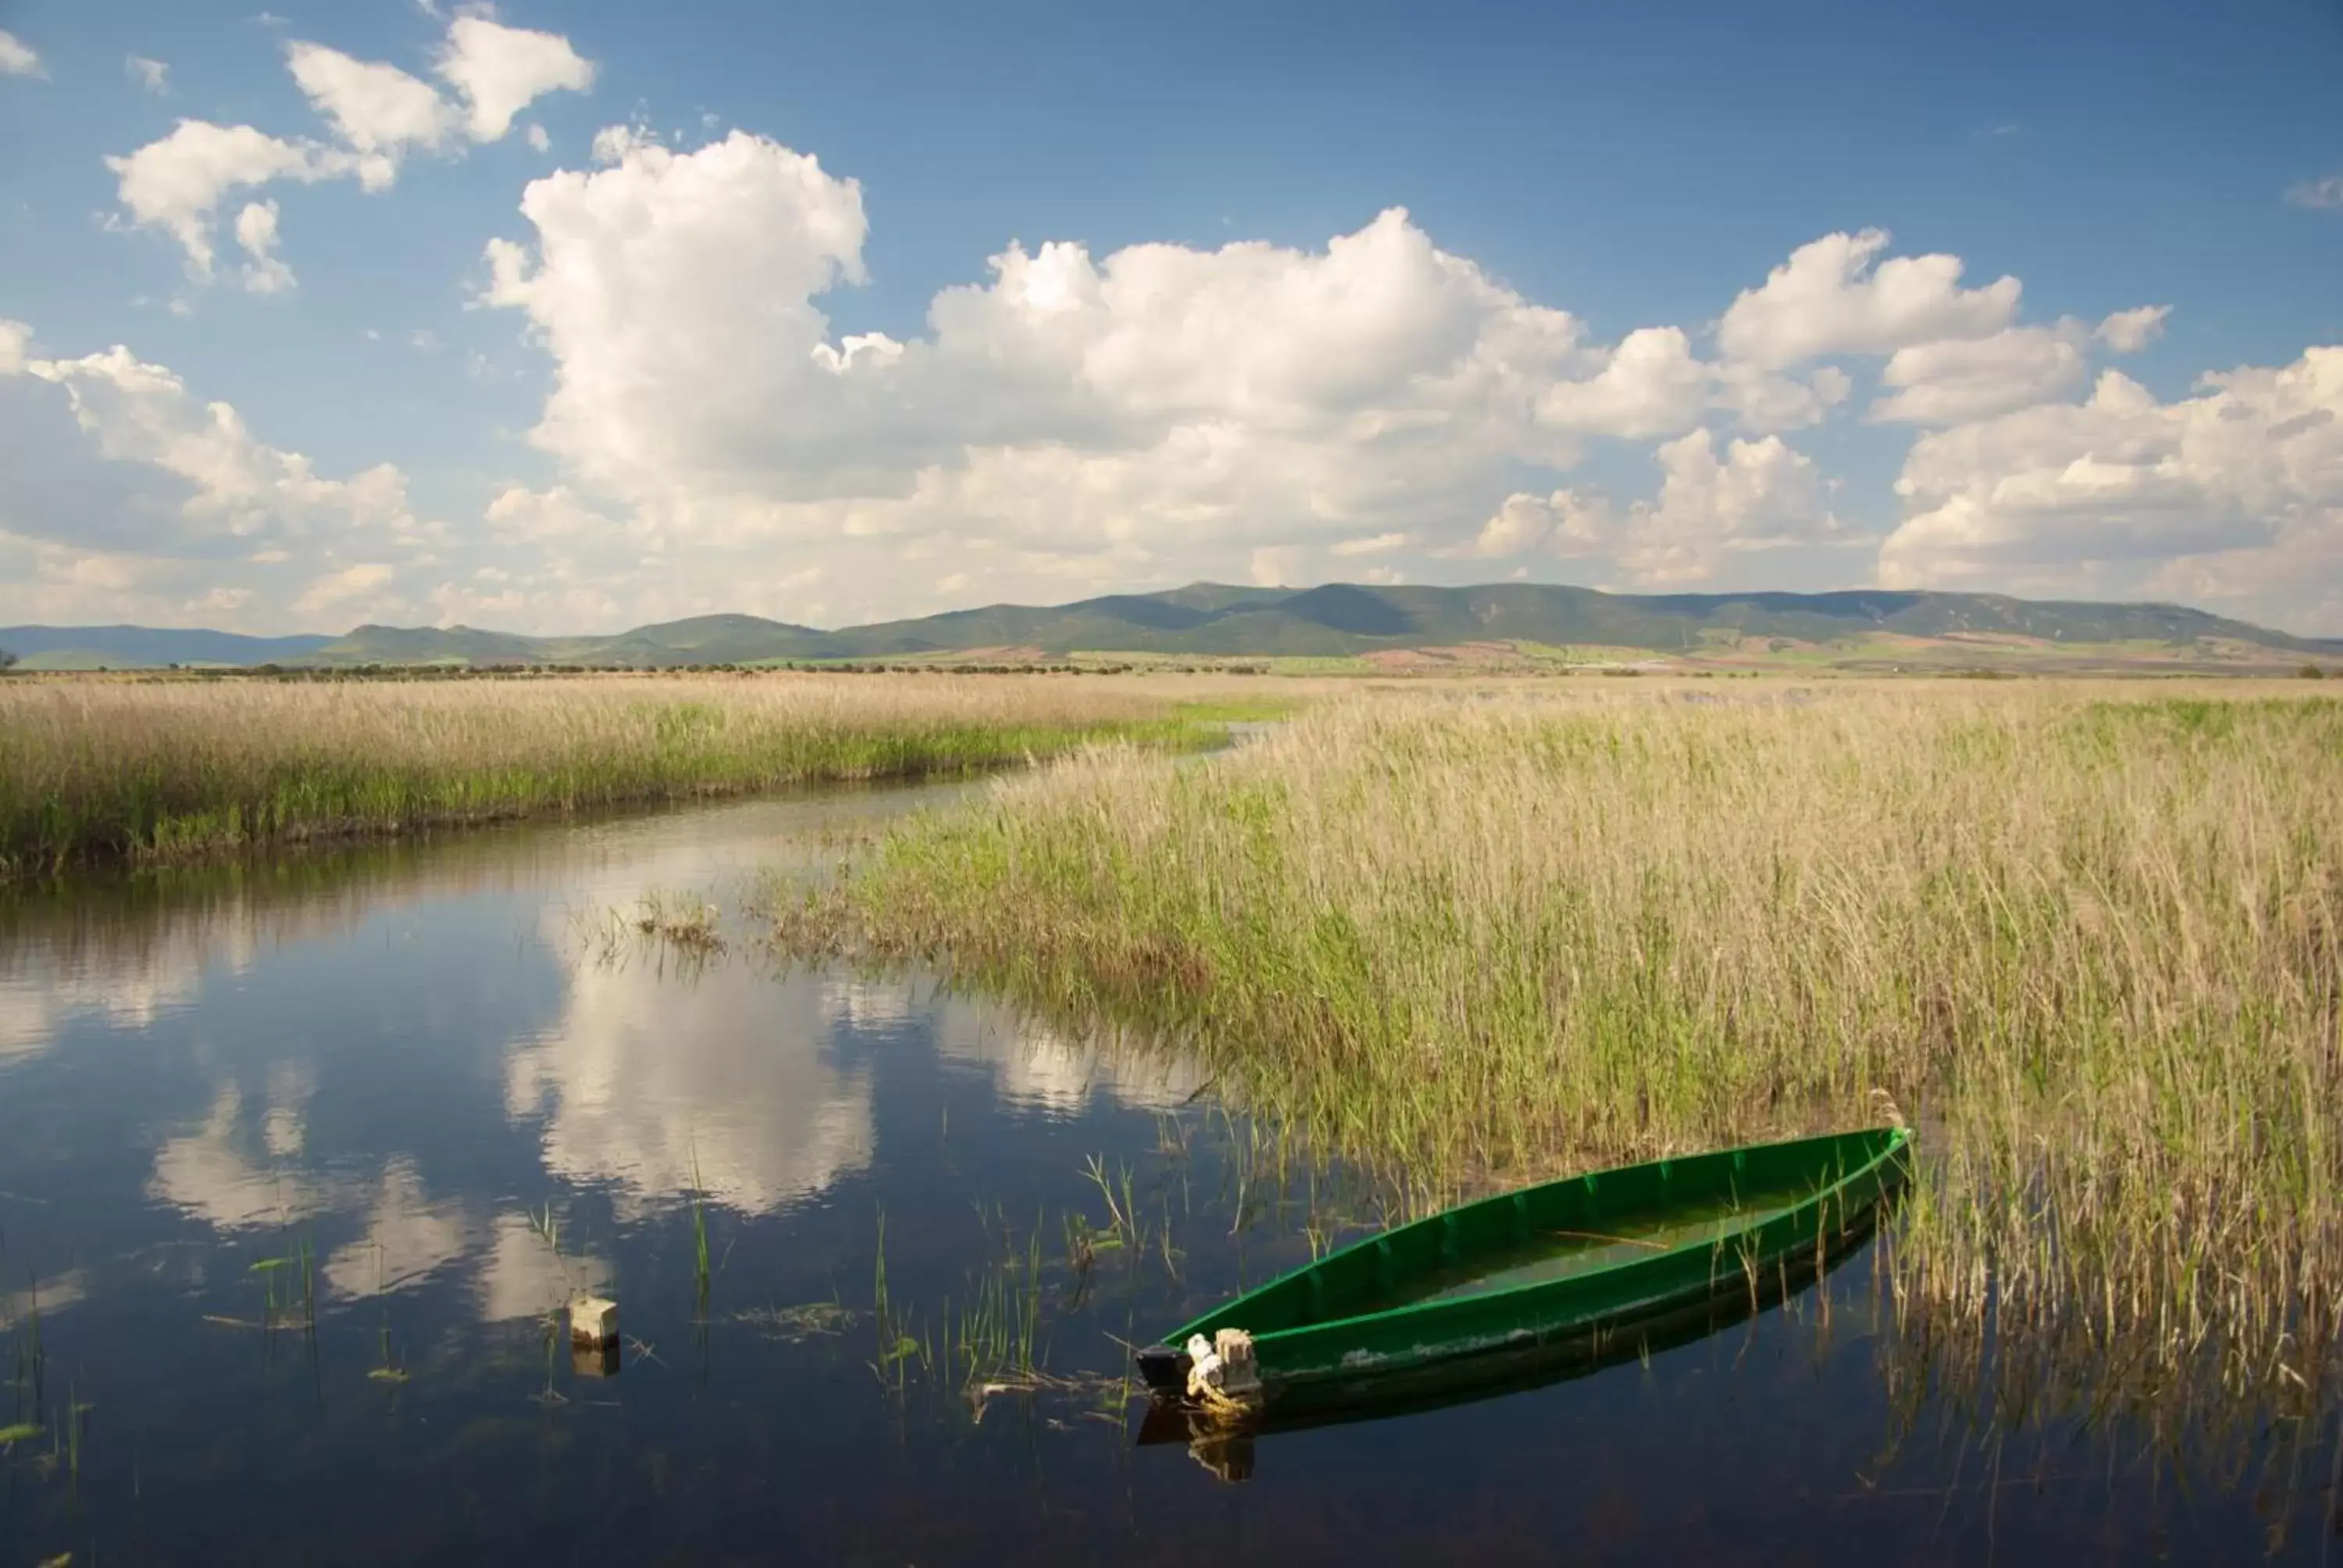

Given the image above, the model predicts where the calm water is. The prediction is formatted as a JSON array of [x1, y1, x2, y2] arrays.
[[1, 786, 2337, 1565]]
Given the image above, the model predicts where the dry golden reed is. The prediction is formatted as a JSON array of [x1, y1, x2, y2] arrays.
[[792, 681, 2343, 1407], [0, 673, 1221, 875]]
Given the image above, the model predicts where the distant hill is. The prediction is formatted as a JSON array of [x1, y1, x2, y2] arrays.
[[0, 625, 335, 669], [306, 615, 836, 668], [309, 624, 552, 666], [7, 586, 2335, 673], [298, 584, 2330, 666]]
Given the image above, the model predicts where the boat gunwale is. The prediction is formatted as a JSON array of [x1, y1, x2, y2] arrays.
[[1160, 1124, 1910, 1358]]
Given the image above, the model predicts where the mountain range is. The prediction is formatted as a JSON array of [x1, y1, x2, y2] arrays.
[[0, 624, 336, 671], [5, 583, 2338, 672]]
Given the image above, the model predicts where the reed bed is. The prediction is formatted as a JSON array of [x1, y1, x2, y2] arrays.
[[0, 674, 1227, 875], [782, 682, 2343, 1410]]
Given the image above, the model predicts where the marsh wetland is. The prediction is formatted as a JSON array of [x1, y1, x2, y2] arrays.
[[2, 675, 2340, 1563]]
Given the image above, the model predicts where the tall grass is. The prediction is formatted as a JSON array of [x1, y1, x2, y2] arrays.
[[782, 683, 2343, 1411], [0, 674, 1232, 875]]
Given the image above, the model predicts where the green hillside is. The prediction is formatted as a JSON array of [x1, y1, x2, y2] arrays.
[[307, 624, 551, 666], [301, 614, 838, 668], [26, 584, 2331, 672], [0, 625, 335, 668], [822, 583, 2328, 660]]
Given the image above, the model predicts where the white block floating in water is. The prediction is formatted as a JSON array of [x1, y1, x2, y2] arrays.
[[569, 1295, 619, 1346]]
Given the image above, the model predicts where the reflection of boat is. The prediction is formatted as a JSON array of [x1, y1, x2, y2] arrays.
[[1137, 1174, 1893, 1479], [1136, 1126, 1910, 1410]]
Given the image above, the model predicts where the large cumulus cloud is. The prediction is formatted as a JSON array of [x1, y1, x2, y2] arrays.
[[1881, 351, 2343, 627], [27, 45, 2341, 635], [461, 129, 1893, 619]]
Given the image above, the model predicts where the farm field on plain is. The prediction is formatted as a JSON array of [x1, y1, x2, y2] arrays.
[[782, 678, 2343, 1427]]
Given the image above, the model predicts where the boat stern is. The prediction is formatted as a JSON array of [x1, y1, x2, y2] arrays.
[[1135, 1342, 1190, 1397]]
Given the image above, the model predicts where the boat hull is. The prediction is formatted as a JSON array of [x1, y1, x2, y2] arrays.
[[1137, 1124, 1910, 1402]]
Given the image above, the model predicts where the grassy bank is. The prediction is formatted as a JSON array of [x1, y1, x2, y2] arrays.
[[0, 674, 1243, 875], [782, 683, 2343, 1407]]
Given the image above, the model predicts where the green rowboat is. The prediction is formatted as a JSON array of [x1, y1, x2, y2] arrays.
[[1135, 1124, 1910, 1404], [1137, 1221, 1883, 1479]]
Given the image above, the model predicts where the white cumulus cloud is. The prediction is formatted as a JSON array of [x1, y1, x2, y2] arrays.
[[127, 55, 170, 94], [434, 16, 595, 142], [41, 87, 2343, 636], [293, 561, 397, 616], [1717, 228, 2021, 369], [1469, 429, 1843, 586], [234, 201, 295, 294], [450, 129, 2343, 626], [1461, 492, 1565, 559], [1870, 304, 2171, 426], [1881, 350, 2343, 629], [2284, 173, 2343, 211], [0, 320, 442, 628], [2095, 305, 2170, 354], [105, 120, 348, 284], [0, 30, 41, 78], [107, 16, 594, 294], [473, 128, 1895, 616], [1871, 323, 2091, 426], [285, 40, 459, 188], [14, 339, 426, 547], [1534, 326, 1710, 438]]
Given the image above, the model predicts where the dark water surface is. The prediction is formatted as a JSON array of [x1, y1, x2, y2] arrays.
[[2, 788, 2338, 1565]]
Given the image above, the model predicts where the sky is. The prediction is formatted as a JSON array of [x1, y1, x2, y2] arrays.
[[0, 1, 2339, 636]]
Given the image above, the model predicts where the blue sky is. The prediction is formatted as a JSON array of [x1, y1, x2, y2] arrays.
[[1, 0, 2339, 634]]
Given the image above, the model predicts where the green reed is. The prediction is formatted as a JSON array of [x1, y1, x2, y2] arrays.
[[780, 682, 2343, 1420], [5, 1248, 45, 1431], [688, 1143, 715, 1320], [248, 1232, 316, 1334], [367, 1244, 410, 1386], [0, 675, 1246, 875]]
